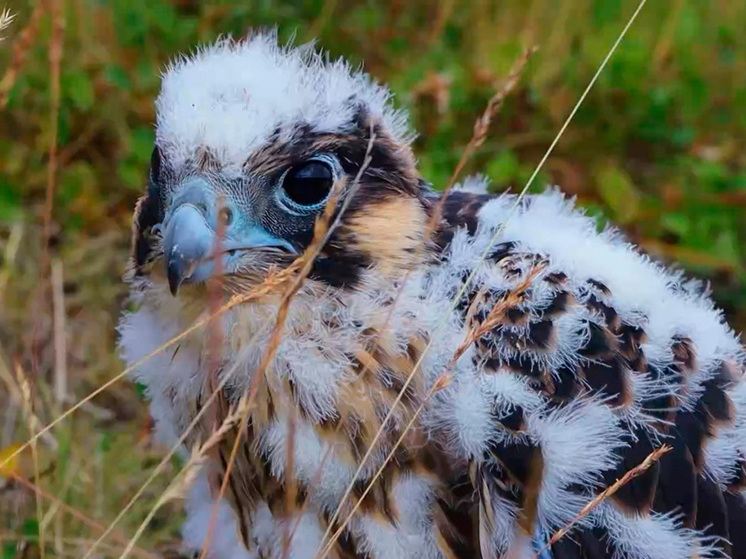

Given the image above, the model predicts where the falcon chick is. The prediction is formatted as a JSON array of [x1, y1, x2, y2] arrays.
[[118, 33, 746, 559]]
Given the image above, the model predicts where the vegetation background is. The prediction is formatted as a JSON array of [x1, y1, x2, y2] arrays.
[[0, 0, 744, 557]]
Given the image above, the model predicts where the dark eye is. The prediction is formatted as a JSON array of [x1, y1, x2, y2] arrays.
[[280, 160, 334, 208]]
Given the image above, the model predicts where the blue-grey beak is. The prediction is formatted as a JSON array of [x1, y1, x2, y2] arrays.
[[162, 181, 297, 296], [163, 204, 215, 295]]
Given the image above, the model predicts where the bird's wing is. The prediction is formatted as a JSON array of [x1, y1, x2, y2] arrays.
[[431, 188, 746, 559]]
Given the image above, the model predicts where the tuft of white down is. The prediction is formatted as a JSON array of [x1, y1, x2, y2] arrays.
[[156, 32, 411, 176], [183, 472, 256, 559]]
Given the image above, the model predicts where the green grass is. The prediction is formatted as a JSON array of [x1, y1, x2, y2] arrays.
[[0, 0, 745, 557]]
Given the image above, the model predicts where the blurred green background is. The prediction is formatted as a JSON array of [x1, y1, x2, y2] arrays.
[[0, 0, 745, 556], [2, 1, 745, 329]]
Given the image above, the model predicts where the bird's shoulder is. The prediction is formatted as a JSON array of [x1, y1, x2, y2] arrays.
[[423, 185, 746, 557]]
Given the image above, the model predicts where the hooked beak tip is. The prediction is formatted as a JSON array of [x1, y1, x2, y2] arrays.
[[167, 256, 200, 296], [167, 261, 183, 296]]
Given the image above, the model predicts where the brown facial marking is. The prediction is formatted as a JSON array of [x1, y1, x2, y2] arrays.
[[345, 196, 428, 276], [194, 145, 221, 172]]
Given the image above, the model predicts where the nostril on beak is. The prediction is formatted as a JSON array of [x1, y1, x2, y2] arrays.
[[218, 206, 233, 227]]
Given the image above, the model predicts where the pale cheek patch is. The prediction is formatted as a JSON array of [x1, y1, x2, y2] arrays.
[[347, 196, 427, 276]]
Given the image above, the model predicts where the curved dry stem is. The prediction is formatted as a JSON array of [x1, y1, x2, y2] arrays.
[[8, 473, 157, 559], [197, 130, 376, 558], [446, 46, 537, 191], [0, 266, 296, 474], [317, 266, 540, 556], [116, 454, 202, 559], [81, 327, 268, 559], [532, 445, 670, 557], [317, 374, 452, 558], [102, 263, 301, 559], [317, 1, 648, 553]]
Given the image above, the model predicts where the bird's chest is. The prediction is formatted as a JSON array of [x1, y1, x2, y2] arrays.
[[178, 302, 436, 549]]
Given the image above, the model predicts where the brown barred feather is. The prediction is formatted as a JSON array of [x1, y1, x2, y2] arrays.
[[434, 192, 746, 558]]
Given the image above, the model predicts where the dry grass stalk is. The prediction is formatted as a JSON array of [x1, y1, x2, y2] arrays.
[[415, 0, 651, 420], [117, 450, 206, 559], [281, 337, 401, 545], [316, 325, 441, 543], [533, 444, 671, 557], [314, 1, 650, 549], [51, 258, 67, 406], [15, 16, 64, 553], [82, 320, 285, 558], [452, 264, 544, 364], [39, 451, 77, 555], [305, 59, 534, 533], [360, 44, 537, 398], [199, 129, 376, 558], [330, 0, 647, 509], [107, 359, 275, 559], [12, 362, 46, 558], [122, 247, 349, 559], [0, 353, 58, 450], [0, 263, 298, 475], [318, 266, 540, 554], [1, 400, 19, 448], [315, 273, 501, 547], [317, 373, 453, 558], [205, 196, 230, 474], [27, 0, 65, 416], [423, 0, 648, 342], [11, 265, 300, 557], [0, 221, 23, 306], [284, 440, 336, 542], [7, 473, 158, 559], [423, 46, 537, 244], [439, 0, 650, 352], [0, 3, 42, 108], [448, 46, 538, 189], [336, 47, 537, 478], [282, 358, 386, 545], [281, 404, 297, 559], [43, 0, 64, 249], [113, 404, 260, 558]]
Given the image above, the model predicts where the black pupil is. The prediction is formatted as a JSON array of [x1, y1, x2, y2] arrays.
[[282, 161, 333, 207]]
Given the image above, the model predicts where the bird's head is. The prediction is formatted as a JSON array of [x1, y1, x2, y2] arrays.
[[128, 32, 432, 301]]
